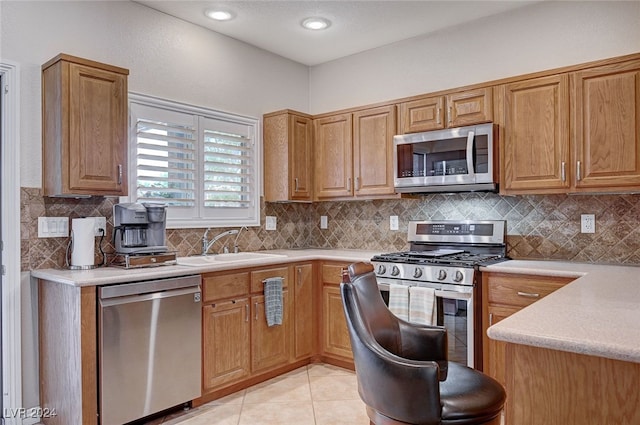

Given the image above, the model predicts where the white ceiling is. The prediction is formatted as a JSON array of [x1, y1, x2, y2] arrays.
[[135, 1, 539, 66]]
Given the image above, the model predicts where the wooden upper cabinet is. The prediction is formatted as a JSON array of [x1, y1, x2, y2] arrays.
[[500, 74, 570, 194], [314, 106, 396, 200], [399, 95, 445, 133], [42, 54, 128, 196], [263, 110, 313, 202], [314, 113, 354, 199], [399, 87, 492, 133], [572, 59, 640, 191], [352, 105, 397, 197], [446, 87, 493, 128]]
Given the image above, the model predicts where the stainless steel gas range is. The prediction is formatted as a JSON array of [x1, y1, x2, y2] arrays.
[[371, 220, 508, 369]]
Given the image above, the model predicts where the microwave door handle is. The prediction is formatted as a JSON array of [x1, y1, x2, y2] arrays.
[[466, 131, 475, 176]]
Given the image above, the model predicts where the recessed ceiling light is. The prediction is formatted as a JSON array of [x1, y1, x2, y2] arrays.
[[301, 17, 331, 31], [204, 9, 234, 21]]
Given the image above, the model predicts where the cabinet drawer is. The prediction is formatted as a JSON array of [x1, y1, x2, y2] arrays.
[[251, 266, 290, 293], [321, 263, 348, 285], [203, 272, 250, 303], [487, 273, 573, 308]]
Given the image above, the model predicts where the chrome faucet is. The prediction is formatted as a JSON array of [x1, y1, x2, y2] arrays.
[[201, 228, 239, 255]]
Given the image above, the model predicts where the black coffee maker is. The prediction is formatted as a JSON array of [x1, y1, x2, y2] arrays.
[[112, 203, 168, 254]]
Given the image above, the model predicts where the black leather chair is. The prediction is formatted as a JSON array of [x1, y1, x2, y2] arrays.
[[341, 262, 505, 425]]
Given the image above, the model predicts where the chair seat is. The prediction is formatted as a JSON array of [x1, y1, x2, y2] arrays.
[[440, 363, 505, 424]]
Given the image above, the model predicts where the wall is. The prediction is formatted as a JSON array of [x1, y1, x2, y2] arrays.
[[21, 188, 640, 270], [309, 1, 640, 114], [0, 0, 310, 188]]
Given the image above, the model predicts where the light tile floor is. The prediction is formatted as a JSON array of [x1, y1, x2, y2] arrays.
[[146, 364, 370, 425]]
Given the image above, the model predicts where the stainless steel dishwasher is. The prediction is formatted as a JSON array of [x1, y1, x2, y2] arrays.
[[98, 275, 202, 425]]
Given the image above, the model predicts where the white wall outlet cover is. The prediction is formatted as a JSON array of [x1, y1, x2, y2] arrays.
[[265, 216, 277, 231], [390, 215, 399, 231], [320, 215, 328, 229], [94, 217, 107, 236], [581, 214, 595, 234]]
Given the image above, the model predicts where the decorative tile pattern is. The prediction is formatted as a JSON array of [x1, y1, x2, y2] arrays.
[[21, 187, 640, 271]]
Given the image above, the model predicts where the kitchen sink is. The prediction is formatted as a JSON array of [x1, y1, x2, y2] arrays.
[[177, 252, 287, 266]]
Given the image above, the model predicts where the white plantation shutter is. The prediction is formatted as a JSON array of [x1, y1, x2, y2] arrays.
[[129, 94, 260, 228]]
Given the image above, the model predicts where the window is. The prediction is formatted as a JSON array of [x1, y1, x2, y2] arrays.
[[128, 93, 260, 228]]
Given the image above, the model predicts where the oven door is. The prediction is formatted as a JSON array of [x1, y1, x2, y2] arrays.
[[377, 279, 475, 369], [393, 123, 495, 193]]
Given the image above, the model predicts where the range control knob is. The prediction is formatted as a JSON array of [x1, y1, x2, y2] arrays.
[[453, 270, 464, 282], [437, 269, 447, 281], [376, 264, 387, 275], [391, 266, 401, 277], [413, 268, 423, 279]]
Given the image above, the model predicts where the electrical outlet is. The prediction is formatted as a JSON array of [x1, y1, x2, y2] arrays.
[[320, 215, 328, 229], [390, 215, 399, 230], [265, 216, 277, 231], [581, 214, 595, 234], [94, 217, 107, 236]]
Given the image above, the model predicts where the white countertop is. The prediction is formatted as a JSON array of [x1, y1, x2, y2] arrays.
[[30, 249, 381, 287], [483, 260, 640, 364]]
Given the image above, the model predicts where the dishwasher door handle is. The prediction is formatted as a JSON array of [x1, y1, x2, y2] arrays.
[[100, 285, 201, 308]]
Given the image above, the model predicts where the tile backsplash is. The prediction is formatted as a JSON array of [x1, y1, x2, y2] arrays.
[[21, 187, 640, 271]]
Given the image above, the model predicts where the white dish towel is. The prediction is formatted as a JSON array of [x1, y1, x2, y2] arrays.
[[409, 286, 437, 325], [388, 284, 409, 321]]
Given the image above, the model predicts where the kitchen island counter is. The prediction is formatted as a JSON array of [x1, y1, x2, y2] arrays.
[[482, 260, 640, 363], [31, 249, 380, 287]]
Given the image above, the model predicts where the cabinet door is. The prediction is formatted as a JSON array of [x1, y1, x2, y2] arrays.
[[293, 264, 314, 360], [484, 304, 519, 387], [203, 299, 250, 391], [264, 111, 313, 202], [353, 105, 397, 197], [446, 87, 493, 127], [314, 114, 353, 199], [289, 114, 313, 200], [68, 63, 127, 194], [399, 96, 445, 133], [322, 285, 353, 360], [572, 60, 640, 190], [251, 291, 290, 373], [501, 74, 570, 193]]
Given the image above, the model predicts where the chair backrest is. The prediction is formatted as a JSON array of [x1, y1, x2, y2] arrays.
[[345, 262, 403, 355]]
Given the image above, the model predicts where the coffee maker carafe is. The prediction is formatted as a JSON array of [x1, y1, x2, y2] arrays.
[[113, 203, 168, 254]]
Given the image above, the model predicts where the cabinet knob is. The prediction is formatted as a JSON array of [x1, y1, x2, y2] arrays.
[[117, 164, 123, 185]]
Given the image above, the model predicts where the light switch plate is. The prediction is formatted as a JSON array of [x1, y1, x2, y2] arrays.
[[390, 215, 399, 231], [320, 215, 328, 229], [265, 216, 277, 231], [38, 217, 69, 238]]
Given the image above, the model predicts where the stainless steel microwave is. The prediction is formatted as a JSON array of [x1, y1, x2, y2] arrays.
[[393, 123, 497, 193]]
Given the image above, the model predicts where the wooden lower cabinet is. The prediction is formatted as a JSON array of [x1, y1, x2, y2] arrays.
[[203, 299, 250, 391], [482, 272, 575, 387], [251, 291, 291, 372], [505, 344, 640, 425], [200, 263, 314, 402], [320, 262, 353, 364], [322, 285, 353, 360], [293, 263, 315, 360]]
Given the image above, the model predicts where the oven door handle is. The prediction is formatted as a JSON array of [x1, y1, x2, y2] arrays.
[[466, 130, 475, 177], [377, 281, 472, 301]]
